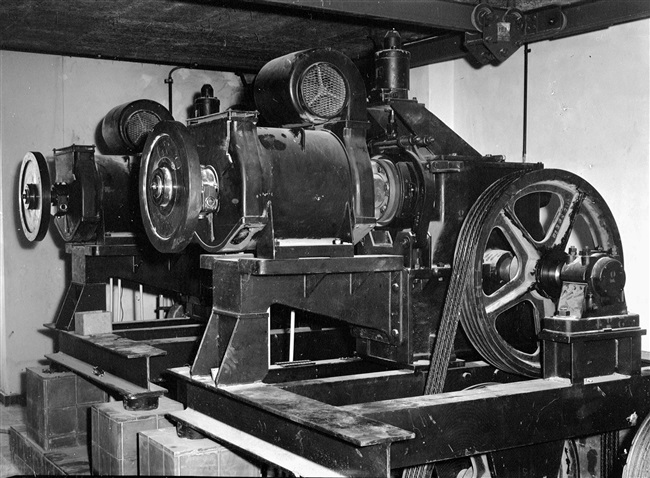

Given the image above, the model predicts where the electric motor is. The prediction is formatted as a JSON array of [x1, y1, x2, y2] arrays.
[[19, 100, 172, 244], [19, 145, 138, 243], [139, 114, 357, 255], [140, 49, 375, 256], [102, 99, 173, 155]]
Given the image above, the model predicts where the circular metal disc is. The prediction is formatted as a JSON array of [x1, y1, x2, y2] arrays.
[[18, 152, 51, 241], [460, 169, 622, 377], [139, 121, 201, 253]]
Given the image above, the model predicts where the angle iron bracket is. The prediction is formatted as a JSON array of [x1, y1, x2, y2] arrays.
[[465, 4, 566, 65]]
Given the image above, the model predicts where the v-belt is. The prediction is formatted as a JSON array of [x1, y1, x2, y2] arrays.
[[403, 170, 529, 478]]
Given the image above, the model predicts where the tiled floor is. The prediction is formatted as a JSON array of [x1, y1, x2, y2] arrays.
[[0, 403, 25, 477]]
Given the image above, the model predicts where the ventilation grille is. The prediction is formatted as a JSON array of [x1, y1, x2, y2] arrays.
[[126, 110, 160, 149], [299, 62, 347, 119]]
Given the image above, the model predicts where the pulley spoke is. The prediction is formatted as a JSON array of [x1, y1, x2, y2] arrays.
[[484, 277, 534, 319], [502, 290, 546, 336], [541, 188, 583, 250], [495, 207, 539, 262]]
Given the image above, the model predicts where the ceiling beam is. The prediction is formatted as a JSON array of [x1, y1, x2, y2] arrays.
[[237, 0, 479, 32]]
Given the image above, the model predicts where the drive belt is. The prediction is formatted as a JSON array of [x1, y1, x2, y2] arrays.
[[403, 170, 528, 478]]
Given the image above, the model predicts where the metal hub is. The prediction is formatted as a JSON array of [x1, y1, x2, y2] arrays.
[[150, 163, 175, 208], [371, 156, 401, 225], [535, 247, 569, 299]]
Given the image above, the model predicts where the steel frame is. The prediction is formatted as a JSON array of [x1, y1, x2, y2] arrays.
[[170, 361, 650, 476]]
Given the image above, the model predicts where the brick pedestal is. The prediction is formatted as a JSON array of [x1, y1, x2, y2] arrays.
[[90, 397, 183, 475], [139, 427, 261, 476], [25, 367, 108, 450], [9, 425, 91, 476]]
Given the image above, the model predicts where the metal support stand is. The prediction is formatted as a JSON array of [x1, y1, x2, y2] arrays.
[[192, 254, 412, 385]]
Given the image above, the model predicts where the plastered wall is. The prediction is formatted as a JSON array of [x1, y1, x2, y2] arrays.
[[0, 52, 243, 395], [412, 20, 650, 346]]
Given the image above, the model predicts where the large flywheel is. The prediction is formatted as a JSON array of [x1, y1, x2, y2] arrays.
[[459, 169, 623, 377], [139, 121, 202, 252]]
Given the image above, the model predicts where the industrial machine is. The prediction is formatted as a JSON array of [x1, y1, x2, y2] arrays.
[[19, 31, 650, 477], [17, 100, 209, 395]]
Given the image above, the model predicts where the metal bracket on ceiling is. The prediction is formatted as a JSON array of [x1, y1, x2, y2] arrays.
[[464, 4, 566, 65]]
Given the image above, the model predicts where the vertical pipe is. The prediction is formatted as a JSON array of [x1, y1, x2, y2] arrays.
[[108, 278, 114, 318], [139, 284, 144, 321], [117, 279, 122, 322], [289, 310, 296, 362], [522, 44, 530, 163], [157, 295, 163, 320]]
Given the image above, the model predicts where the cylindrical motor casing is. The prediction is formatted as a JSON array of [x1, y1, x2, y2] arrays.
[[370, 30, 411, 102], [102, 99, 173, 155], [374, 49, 410, 98], [188, 116, 355, 252], [194, 84, 220, 118], [256, 127, 352, 240]]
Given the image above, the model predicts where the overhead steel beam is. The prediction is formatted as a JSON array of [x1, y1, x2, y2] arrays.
[[404, 0, 650, 66], [407, 33, 467, 68], [237, 0, 479, 32], [552, 0, 650, 39]]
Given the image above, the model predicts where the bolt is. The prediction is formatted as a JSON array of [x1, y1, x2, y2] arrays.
[[392, 283, 400, 292], [204, 196, 217, 209], [391, 329, 400, 337]]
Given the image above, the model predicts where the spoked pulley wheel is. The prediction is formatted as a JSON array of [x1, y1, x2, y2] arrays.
[[460, 169, 622, 377], [139, 121, 202, 253], [18, 152, 51, 242]]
